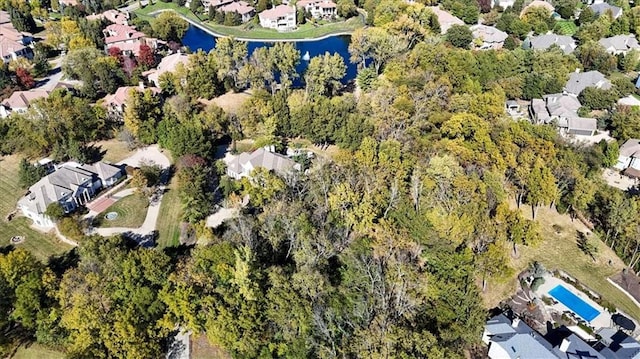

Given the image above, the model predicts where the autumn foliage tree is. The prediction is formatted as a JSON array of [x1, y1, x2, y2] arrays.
[[15, 67, 34, 89], [137, 44, 156, 68]]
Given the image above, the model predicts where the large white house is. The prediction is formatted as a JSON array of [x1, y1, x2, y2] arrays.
[[615, 139, 640, 177], [18, 162, 124, 228], [296, 0, 337, 19], [258, 5, 296, 31], [224, 148, 299, 179]]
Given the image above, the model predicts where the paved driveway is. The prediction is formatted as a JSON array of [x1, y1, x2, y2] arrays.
[[117, 145, 171, 169]]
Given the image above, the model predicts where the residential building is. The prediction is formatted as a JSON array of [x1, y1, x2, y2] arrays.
[[520, 0, 554, 17], [0, 89, 51, 118], [297, 0, 337, 19], [225, 147, 299, 179], [18, 162, 124, 228], [599, 34, 640, 55], [564, 70, 612, 95], [524, 34, 577, 54], [597, 327, 640, 358], [470, 24, 508, 49], [103, 23, 156, 56], [102, 83, 161, 116], [530, 93, 598, 136], [0, 10, 32, 63], [614, 139, 640, 175], [86, 9, 130, 25], [258, 5, 296, 31], [427, 6, 464, 34], [484, 314, 608, 359], [200, 0, 235, 9], [219, 1, 256, 23], [589, 3, 622, 19], [144, 52, 189, 87], [506, 100, 523, 116]]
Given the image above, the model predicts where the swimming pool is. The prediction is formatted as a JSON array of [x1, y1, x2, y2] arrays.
[[548, 285, 600, 322]]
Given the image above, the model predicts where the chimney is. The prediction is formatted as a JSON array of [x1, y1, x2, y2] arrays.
[[559, 338, 571, 352], [138, 81, 145, 90], [511, 318, 520, 328]]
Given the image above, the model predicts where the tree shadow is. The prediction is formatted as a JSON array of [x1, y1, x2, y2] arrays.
[[81, 144, 108, 163], [47, 248, 79, 276]]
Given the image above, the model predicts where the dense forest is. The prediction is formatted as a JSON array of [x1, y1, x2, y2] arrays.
[[3, 0, 640, 357]]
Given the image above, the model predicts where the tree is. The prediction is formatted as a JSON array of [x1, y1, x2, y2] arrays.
[[15, 68, 34, 89], [151, 11, 188, 42], [304, 52, 346, 97], [349, 27, 408, 74], [18, 158, 46, 188], [44, 203, 65, 221], [8, 4, 36, 33], [124, 88, 163, 144], [336, 0, 357, 18], [554, 0, 577, 19], [446, 24, 473, 49], [63, 47, 124, 98], [189, 0, 202, 13], [137, 44, 156, 68], [176, 157, 214, 223], [578, 6, 595, 25]]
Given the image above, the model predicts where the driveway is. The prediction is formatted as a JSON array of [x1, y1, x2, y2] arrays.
[[117, 145, 171, 169]]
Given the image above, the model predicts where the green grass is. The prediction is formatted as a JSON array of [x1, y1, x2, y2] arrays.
[[554, 20, 578, 35], [11, 343, 65, 359], [485, 201, 640, 321], [0, 156, 72, 262], [156, 176, 181, 248], [134, 2, 364, 40], [94, 194, 149, 228]]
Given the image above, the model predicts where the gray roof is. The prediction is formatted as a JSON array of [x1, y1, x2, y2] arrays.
[[527, 34, 577, 54], [470, 24, 508, 44], [485, 314, 558, 359], [532, 98, 551, 122], [599, 34, 640, 53], [619, 138, 640, 158], [589, 3, 622, 18], [568, 117, 597, 132], [544, 93, 582, 118], [598, 330, 640, 359], [227, 148, 296, 177], [564, 71, 612, 95], [553, 334, 607, 359]]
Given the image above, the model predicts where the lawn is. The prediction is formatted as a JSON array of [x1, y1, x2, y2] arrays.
[[11, 343, 65, 359], [135, 2, 364, 40], [0, 156, 72, 261], [156, 175, 181, 248], [94, 194, 149, 228], [555, 20, 578, 35], [483, 200, 640, 321], [91, 139, 135, 164]]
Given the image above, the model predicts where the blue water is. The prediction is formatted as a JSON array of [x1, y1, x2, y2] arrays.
[[548, 285, 600, 322], [181, 25, 357, 86]]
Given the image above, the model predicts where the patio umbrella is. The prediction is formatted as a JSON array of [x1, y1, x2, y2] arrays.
[[612, 313, 636, 331]]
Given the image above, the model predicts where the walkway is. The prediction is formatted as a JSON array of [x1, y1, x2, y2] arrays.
[[85, 179, 131, 217]]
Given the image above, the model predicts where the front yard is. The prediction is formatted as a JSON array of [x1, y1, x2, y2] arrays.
[[93, 193, 149, 228]]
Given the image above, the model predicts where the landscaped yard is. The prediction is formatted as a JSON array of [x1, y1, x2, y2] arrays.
[[0, 155, 72, 261], [95, 194, 148, 228], [555, 20, 578, 35], [92, 139, 136, 164], [134, 2, 364, 40], [156, 176, 181, 248], [484, 200, 640, 322]]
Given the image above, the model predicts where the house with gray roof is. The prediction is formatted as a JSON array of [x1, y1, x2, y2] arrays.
[[597, 328, 640, 359], [470, 24, 508, 49], [17, 161, 123, 228], [524, 34, 577, 54], [614, 138, 640, 177], [530, 93, 598, 136], [599, 34, 640, 55], [589, 3, 623, 19], [564, 70, 612, 96], [225, 147, 299, 179]]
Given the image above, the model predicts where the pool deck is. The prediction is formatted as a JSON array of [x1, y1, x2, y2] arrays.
[[535, 275, 612, 329]]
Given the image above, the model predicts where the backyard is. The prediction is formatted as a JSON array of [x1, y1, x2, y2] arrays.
[[156, 175, 181, 248], [0, 155, 71, 261], [134, 2, 364, 40], [554, 20, 578, 35], [484, 200, 640, 322], [93, 193, 149, 228]]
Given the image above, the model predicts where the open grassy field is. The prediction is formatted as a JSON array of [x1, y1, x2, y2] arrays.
[[10, 343, 65, 359], [483, 200, 640, 321], [135, 2, 364, 40], [157, 176, 181, 248], [0, 156, 72, 261], [94, 194, 149, 228], [92, 139, 135, 164], [554, 20, 578, 35]]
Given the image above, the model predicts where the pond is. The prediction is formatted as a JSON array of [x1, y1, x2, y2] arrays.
[[181, 25, 357, 87]]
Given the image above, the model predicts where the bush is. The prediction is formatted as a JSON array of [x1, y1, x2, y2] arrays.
[[531, 277, 545, 291], [58, 217, 84, 241]]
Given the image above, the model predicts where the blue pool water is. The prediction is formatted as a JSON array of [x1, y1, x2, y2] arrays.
[[181, 25, 357, 87], [548, 285, 600, 322]]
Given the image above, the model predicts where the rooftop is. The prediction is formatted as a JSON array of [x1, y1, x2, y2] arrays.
[[564, 70, 612, 95], [259, 4, 295, 21]]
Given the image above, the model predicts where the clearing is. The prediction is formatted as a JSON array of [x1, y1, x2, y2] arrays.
[[0, 155, 71, 261], [156, 175, 181, 248], [93, 193, 149, 228], [91, 139, 136, 164], [483, 200, 640, 321]]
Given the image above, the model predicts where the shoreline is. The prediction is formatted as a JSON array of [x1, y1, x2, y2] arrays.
[[147, 9, 354, 42]]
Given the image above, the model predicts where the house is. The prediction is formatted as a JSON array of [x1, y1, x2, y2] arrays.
[[17, 161, 123, 228], [524, 34, 577, 54], [589, 3, 622, 19], [427, 6, 464, 34], [614, 139, 640, 174], [0, 10, 33, 63], [597, 328, 640, 358], [86, 9, 130, 25], [219, 1, 256, 23], [259, 5, 296, 31], [102, 83, 161, 115], [530, 93, 598, 136], [484, 314, 607, 359], [225, 148, 299, 179], [470, 24, 508, 49], [200, 0, 235, 10], [0, 89, 51, 118], [599, 34, 640, 55], [520, 0, 555, 17], [103, 23, 156, 56], [144, 52, 189, 87], [506, 100, 522, 116], [297, 0, 337, 19], [564, 70, 612, 96]]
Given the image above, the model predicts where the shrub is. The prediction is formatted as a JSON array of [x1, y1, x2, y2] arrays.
[[531, 277, 545, 291], [58, 217, 83, 241]]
